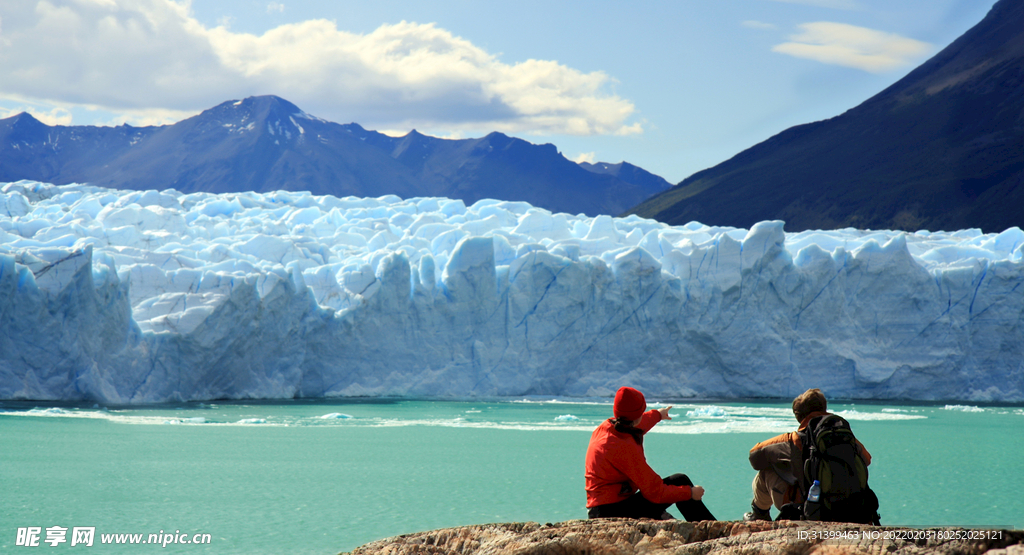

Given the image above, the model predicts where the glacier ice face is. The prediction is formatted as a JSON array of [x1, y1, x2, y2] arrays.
[[2, 180, 1023, 403]]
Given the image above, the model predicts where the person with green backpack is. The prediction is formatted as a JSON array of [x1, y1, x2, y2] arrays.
[[744, 388, 880, 524]]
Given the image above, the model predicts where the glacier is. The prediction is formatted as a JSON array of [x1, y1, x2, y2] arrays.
[[1, 180, 1022, 403]]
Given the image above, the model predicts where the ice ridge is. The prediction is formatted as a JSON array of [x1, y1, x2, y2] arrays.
[[1, 180, 1023, 403]]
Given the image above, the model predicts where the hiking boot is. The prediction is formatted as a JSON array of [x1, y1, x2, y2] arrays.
[[658, 511, 675, 520], [743, 502, 771, 522]]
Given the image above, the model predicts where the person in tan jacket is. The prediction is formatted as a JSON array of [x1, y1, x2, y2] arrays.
[[744, 388, 871, 521]]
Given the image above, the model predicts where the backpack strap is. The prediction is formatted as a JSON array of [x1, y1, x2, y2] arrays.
[[799, 419, 816, 486]]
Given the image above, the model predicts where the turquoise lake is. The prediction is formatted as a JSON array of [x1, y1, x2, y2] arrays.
[[2, 399, 1022, 554]]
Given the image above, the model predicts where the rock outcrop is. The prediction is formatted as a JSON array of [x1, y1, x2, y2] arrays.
[[343, 519, 1024, 555]]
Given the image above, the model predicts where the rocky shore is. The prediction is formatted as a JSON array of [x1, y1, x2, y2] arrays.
[[343, 519, 1023, 555]]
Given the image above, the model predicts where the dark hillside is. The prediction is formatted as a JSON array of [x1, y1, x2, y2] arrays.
[[629, 0, 1024, 233]]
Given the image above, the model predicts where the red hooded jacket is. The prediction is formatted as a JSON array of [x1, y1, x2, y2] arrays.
[[584, 409, 692, 508]]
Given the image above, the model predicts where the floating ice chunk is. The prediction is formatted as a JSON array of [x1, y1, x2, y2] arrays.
[[164, 417, 207, 424], [686, 406, 727, 418], [28, 407, 68, 415], [237, 418, 266, 424], [943, 405, 985, 412], [836, 409, 926, 421]]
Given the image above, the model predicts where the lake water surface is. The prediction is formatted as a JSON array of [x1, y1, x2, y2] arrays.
[[2, 399, 1021, 553]]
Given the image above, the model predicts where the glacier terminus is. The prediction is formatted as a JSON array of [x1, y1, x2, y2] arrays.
[[1, 180, 1022, 403]]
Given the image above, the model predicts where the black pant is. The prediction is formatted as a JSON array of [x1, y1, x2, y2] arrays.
[[587, 473, 716, 521]]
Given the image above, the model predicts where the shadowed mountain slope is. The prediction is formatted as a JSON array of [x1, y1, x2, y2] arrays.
[[629, 0, 1024, 233]]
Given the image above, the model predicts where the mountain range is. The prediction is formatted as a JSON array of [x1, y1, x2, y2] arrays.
[[630, 0, 1024, 233], [4, 0, 1021, 232], [0, 96, 671, 217]]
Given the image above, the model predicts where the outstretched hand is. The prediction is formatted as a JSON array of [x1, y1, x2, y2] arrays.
[[658, 406, 673, 420], [690, 486, 705, 501]]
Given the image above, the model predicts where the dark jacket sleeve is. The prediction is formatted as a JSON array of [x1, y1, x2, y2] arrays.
[[749, 432, 801, 485], [749, 432, 790, 470]]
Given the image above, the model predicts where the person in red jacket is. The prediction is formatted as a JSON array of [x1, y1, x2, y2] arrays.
[[585, 387, 716, 520]]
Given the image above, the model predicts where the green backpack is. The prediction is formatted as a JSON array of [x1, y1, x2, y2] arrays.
[[800, 414, 880, 525]]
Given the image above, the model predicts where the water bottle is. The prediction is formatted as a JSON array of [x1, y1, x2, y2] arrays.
[[808, 480, 821, 502]]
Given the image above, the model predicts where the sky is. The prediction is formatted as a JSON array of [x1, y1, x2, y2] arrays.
[[0, 0, 997, 184]]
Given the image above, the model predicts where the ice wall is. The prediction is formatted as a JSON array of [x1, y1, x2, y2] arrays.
[[2, 181, 1022, 403]]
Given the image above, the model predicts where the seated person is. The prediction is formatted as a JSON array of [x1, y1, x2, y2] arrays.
[[585, 386, 716, 521], [745, 388, 871, 521]]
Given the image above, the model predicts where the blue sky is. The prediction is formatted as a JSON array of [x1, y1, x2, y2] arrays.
[[0, 0, 995, 183]]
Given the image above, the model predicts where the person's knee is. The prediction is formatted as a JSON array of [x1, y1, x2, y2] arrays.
[[752, 470, 770, 493], [751, 470, 775, 511], [663, 473, 693, 486], [754, 469, 791, 511]]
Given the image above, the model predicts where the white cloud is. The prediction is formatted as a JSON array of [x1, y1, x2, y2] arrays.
[[0, 0, 639, 135], [614, 122, 644, 136], [267, 2, 284, 14], [100, 106, 198, 127], [772, 22, 932, 73], [419, 130, 465, 140], [0, 104, 73, 125], [572, 152, 596, 164], [376, 129, 412, 138]]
